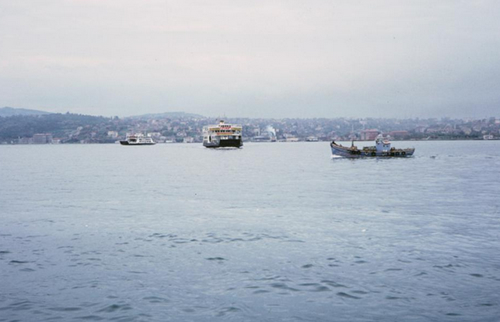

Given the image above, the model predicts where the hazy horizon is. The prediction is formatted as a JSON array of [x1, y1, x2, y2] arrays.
[[1, 1, 500, 119], [4, 106, 500, 121]]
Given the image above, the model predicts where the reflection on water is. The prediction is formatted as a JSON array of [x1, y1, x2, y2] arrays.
[[0, 141, 499, 321]]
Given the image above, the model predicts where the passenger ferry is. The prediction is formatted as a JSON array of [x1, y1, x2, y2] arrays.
[[120, 133, 156, 145], [203, 120, 243, 148], [330, 135, 414, 158]]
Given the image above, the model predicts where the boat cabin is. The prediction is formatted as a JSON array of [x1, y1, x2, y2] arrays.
[[375, 136, 391, 153]]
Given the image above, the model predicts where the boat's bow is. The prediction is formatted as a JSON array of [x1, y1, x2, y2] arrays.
[[330, 142, 360, 157]]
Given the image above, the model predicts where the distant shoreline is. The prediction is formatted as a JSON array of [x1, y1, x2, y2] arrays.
[[2, 138, 499, 146]]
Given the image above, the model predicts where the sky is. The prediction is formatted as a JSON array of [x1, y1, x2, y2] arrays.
[[1, 0, 499, 118]]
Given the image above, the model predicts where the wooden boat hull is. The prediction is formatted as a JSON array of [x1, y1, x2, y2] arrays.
[[330, 142, 414, 158]]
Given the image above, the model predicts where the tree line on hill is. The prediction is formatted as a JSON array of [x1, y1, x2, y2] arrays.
[[0, 113, 111, 141]]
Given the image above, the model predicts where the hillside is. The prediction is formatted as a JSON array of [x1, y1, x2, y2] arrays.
[[0, 113, 112, 142], [0, 107, 52, 117]]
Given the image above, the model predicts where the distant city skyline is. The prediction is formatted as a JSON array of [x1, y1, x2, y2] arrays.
[[1, 1, 500, 119], [2, 110, 499, 145]]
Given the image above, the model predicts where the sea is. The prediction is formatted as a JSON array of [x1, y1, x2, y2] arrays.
[[0, 141, 499, 322]]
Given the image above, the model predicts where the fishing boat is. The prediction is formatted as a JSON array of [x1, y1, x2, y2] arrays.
[[203, 120, 243, 148], [120, 133, 155, 145], [330, 136, 414, 158]]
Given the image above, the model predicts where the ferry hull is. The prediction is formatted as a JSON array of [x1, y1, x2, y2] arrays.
[[203, 138, 242, 148]]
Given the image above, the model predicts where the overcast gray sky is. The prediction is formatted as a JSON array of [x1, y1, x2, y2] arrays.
[[1, 0, 499, 118]]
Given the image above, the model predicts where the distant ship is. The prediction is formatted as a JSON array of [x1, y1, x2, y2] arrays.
[[331, 136, 414, 158], [306, 136, 319, 142], [120, 133, 155, 145], [252, 135, 276, 142], [203, 120, 243, 148]]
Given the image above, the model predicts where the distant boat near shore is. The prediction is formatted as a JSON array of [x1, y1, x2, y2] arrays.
[[331, 136, 415, 158], [120, 133, 155, 145]]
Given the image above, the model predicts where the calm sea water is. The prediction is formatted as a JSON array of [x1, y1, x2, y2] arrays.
[[1, 141, 499, 321]]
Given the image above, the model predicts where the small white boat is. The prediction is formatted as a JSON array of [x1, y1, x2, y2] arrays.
[[120, 133, 155, 146]]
